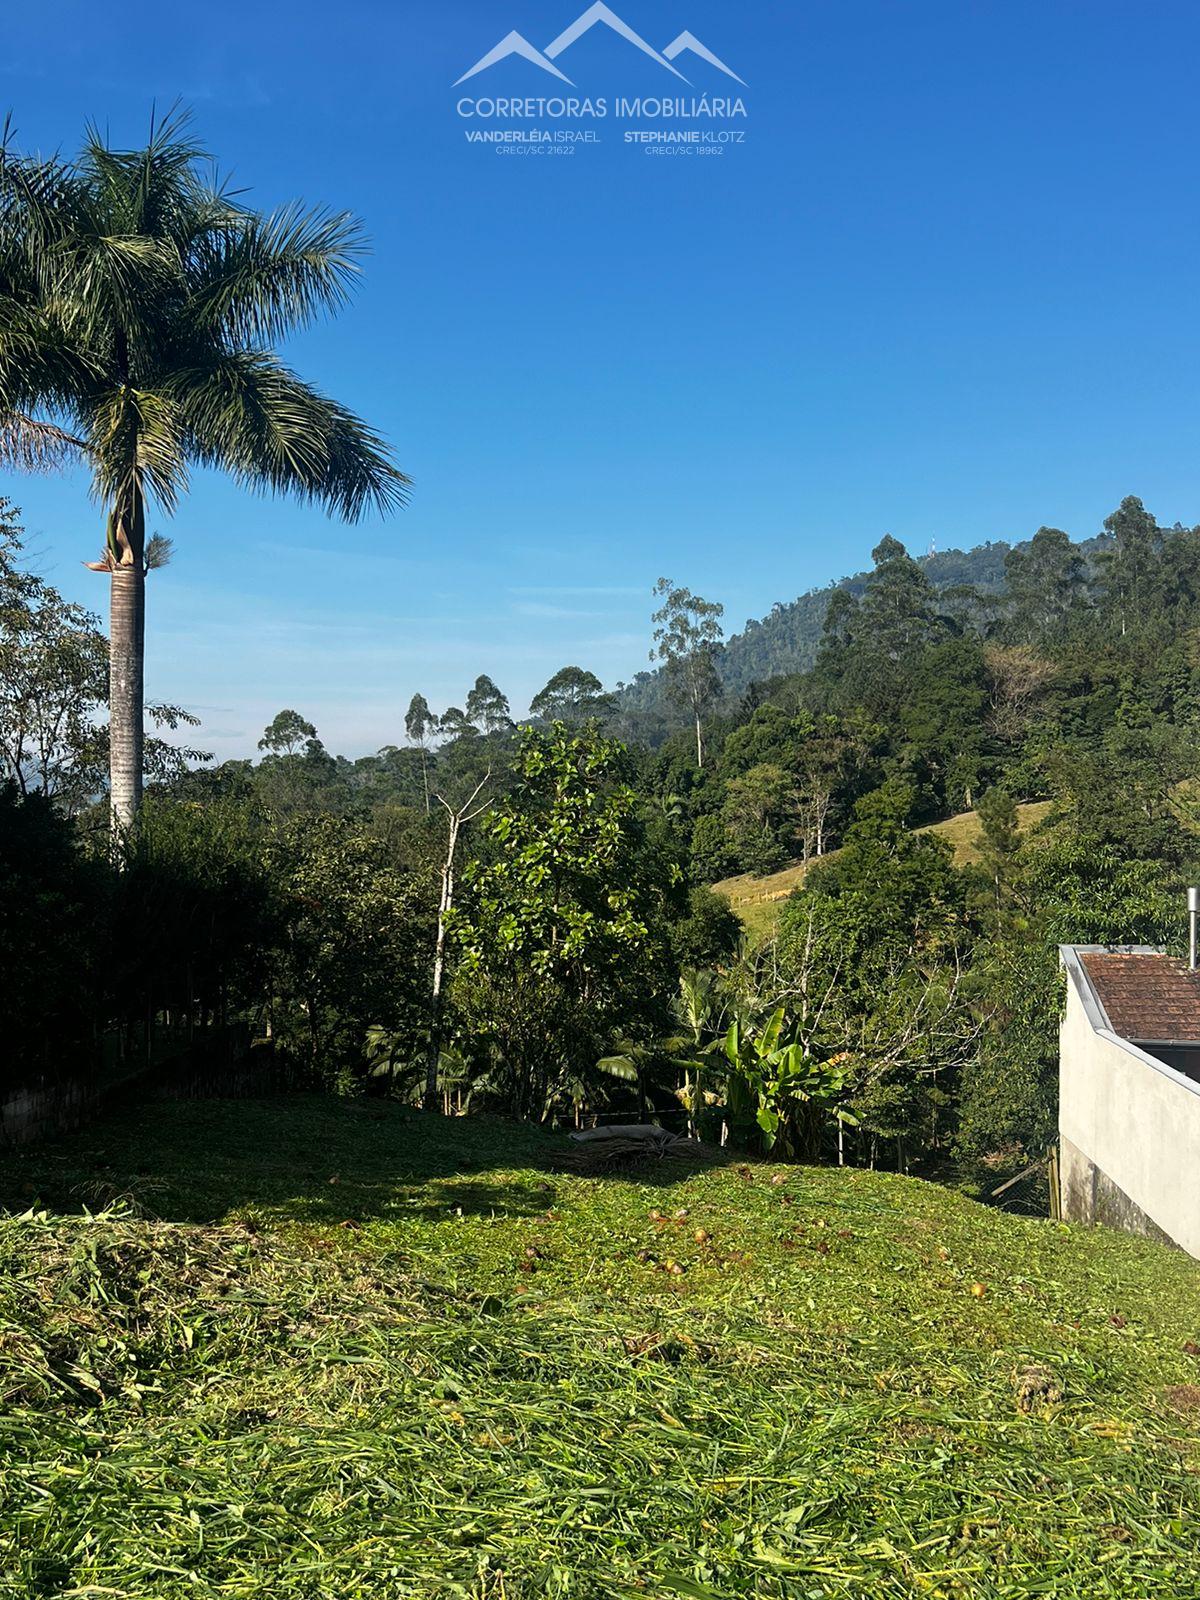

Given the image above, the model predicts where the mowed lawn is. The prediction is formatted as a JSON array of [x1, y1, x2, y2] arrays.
[[1, 1096, 1199, 1598]]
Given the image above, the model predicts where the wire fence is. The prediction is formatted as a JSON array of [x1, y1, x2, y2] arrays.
[[988, 1148, 1061, 1219]]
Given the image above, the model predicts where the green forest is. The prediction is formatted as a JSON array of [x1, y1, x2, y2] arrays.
[[7, 487, 1199, 1190]]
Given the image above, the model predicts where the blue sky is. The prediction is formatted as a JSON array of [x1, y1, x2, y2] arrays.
[[4, 0, 1200, 758]]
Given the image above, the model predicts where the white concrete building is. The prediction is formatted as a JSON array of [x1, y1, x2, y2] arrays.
[[1059, 945, 1200, 1257]]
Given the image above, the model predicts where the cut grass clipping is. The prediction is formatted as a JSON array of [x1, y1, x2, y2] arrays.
[[1, 1095, 1199, 1597]]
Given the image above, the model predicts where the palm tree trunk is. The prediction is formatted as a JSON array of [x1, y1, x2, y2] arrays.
[[109, 558, 145, 837]]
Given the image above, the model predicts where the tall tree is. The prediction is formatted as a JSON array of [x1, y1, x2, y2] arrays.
[[452, 723, 673, 1120], [776, 779, 974, 1166], [651, 578, 724, 768], [424, 769, 492, 1110], [859, 535, 939, 663], [1096, 496, 1161, 638], [0, 111, 407, 835], [254, 711, 340, 815], [816, 538, 942, 717], [529, 665, 615, 724], [794, 713, 877, 859], [983, 643, 1057, 746], [405, 691, 436, 813], [465, 674, 511, 734], [721, 762, 794, 874], [971, 785, 1022, 936], [258, 709, 319, 757], [818, 585, 857, 652], [1003, 526, 1085, 641], [0, 498, 106, 807], [438, 706, 474, 743]]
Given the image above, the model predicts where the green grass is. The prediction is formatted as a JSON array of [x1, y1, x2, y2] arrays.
[[714, 802, 1054, 942], [2, 1094, 1199, 1598]]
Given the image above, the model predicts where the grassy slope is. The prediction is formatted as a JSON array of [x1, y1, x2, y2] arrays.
[[714, 802, 1054, 941], [2, 1097, 1199, 1599]]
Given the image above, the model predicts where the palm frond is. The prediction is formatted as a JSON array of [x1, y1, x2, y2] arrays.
[[0, 300, 107, 408], [319, 398, 411, 521], [81, 104, 208, 238], [144, 532, 173, 570], [0, 411, 86, 471], [86, 385, 187, 513], [0, 148, 85, 290], [171, 350, 409, 521], [57, 232, 180, 354], [190, 203, 365, 344], [596, 1054, 640, 1083]]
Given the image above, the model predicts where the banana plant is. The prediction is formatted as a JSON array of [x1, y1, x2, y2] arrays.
[[674, 969, 726, 1137], [722, 1006, 857, 1154], [595, 969, 726, 1136]]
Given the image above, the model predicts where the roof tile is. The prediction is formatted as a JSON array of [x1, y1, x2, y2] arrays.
[[1080, 952, 1200, 1042]]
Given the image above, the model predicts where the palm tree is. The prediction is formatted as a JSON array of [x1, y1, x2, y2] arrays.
[[0, 110, 408, 833]]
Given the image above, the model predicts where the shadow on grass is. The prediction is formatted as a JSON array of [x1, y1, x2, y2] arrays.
[[0, 1094, 738, 1227]]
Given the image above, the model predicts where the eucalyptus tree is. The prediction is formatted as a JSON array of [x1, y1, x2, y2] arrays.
[[529, 665, 615, 724], [1096, 496, 1160, 639], [258, 708, 320, 758], [858, 536, 939, 663], [1003, 526, 1085, 643], [465, 673, 512, 735], [651, 578, 724, 768], [0, 111, 407, 835], [405, 691, 436, 813], [438, 706, 474, 743]]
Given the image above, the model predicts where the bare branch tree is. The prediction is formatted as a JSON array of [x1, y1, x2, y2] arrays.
[[424, 768, 493, 1110]]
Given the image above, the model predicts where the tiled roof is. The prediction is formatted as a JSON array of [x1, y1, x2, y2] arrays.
[[1080, 951, 1200, 1042]]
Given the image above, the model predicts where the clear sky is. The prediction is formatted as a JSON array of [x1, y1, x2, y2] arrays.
[[4, 0, 1200, 759]]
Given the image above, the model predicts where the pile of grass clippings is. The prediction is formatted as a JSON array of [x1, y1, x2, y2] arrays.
[[1, 1096, 1198, 1598]]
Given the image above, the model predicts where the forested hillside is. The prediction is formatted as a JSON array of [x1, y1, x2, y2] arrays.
[[619, 533, 1093, 718], [6, 492, 1200, 1199]]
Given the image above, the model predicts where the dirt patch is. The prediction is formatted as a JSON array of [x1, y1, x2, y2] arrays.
[[1163, 1384, 1200, 1415]]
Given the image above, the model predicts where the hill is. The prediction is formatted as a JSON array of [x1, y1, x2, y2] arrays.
[[713, 800, 1054, 940], [2, 1095, 1199, 1596], [620, 534, 1098, 720]]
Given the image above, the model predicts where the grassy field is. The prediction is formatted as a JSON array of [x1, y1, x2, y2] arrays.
[[713, 802, 1054, 941], [2, 1094, 1199, 1598]]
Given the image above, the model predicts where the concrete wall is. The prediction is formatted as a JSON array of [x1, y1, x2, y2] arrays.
[[1059, 953, 1200, 1257]]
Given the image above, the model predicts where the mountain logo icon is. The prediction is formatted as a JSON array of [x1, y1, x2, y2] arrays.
[[454, 31, 574, 87], [454, 3, 745, 88], [662, 29, 745, 85]]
